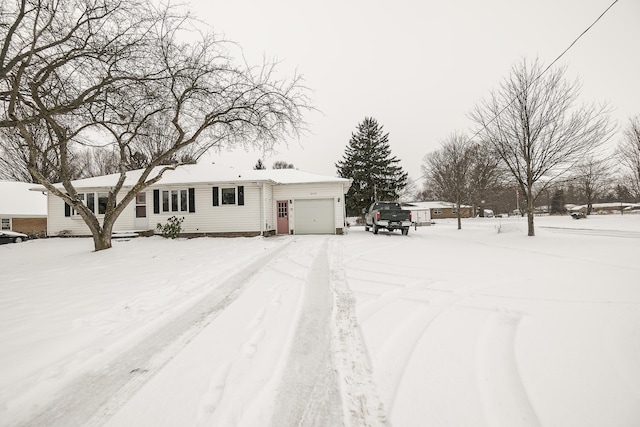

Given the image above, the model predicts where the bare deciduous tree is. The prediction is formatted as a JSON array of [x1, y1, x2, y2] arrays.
[[571, 156, 611, 214], [1, 0, 309, 251], [422, 132, 476, 230], [470, 58, 614, 236], [617, 115, 640, 200]]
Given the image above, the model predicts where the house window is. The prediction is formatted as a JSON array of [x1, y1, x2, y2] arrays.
[[222, 187, 236, 205], [66, 192, 109, 216], [162, 191, 169, 212], [1, 218, 10, 230], [434, 209, 442, 215], [162, 189, 191, 212], [86, 193, 95, 213], [98, 193, 109, 215], [136, 192, 146, 218], [212, 186, 244, 206], [180, 190, 188, 211], [171, 190, 179, 211]]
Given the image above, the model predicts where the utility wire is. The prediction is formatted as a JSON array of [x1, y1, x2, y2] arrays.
[[466, 0, 620, 145], [411, 0, 620, 188]]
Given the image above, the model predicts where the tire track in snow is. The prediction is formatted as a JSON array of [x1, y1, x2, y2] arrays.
[[329, 238, 388, 427], [22, 240, 293, 427], [476, 311, 541, 427], [269, 238, 344, 427]]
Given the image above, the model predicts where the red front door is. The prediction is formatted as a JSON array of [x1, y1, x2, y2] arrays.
[[277, 201, 289, 234]]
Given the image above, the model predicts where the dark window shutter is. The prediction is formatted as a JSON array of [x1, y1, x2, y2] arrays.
[[188, 188, 195, 212], [212, 187, 219, 206], [238, 186, 244, 206], [64, 202, 71, 217], [153, 190, 160, 214]]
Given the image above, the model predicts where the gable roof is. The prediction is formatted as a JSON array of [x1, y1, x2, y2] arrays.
[[33, 163, 351, 191], [0, 181, 48, 216]]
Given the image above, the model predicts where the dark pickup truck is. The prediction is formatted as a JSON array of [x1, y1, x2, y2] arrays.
[[364, 201, 412, 235]]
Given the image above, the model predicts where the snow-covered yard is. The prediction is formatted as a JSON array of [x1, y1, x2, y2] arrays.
[[1, 214, 639, 426]]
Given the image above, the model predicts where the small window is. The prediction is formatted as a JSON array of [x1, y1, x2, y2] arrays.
[[434, 209, 442, 215], [180, 190, 188, 211], [222, 187, 236, 205], [162, 191, 169, 212], [1, 218, 10, 230], [136, 193, 146, 204], [98, 193, 109, 215], [171, 190, 179, 211], [86, 193, 95, 213]]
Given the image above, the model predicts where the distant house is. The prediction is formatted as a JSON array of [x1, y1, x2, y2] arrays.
[[404, 201, 473, 221], [39, 164, 352, 237], [569, 202, 640, 215], [0, 181, 48, 236], [401, 202, 431, 225]]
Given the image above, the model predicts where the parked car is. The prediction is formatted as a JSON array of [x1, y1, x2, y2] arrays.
[[364, 201, 412, 235], [0, 230, 28, 244], [571, 212, 586, 219]]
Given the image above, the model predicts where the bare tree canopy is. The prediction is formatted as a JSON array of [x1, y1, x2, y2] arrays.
[[617, 115, 640, 200], [272, 160, 294, 169], [422, 133, 500, 229], [470, 58, 614, 236], [1, 0, 310, 251], [423, 132, 474, 229], [571, 156, 611, 214]]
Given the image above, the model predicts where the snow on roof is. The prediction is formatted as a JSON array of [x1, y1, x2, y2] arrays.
[[404, 201, 472, 209], [0, 181, 48, 216], [569, 202, 640, 211], [35, 163, 351, 191]]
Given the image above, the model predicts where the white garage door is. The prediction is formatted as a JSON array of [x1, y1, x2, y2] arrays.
[[294, 199, 335, 234]]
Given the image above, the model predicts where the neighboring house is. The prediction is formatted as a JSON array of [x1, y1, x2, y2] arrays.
[[0, 181, 48, 236], [569, 202, 640, 215], [401, 202, 432, 225], [39, 164, 352, 237], [404, 201, 473, 220]]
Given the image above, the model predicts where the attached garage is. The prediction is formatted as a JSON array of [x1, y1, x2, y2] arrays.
[[294, 198, 335, 234]]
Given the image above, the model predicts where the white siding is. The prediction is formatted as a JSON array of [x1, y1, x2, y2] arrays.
[[262, 184, 275, 233], [46, 180, 347, 236], [150, 183, 262, 234], [47, 189, 135, 236]]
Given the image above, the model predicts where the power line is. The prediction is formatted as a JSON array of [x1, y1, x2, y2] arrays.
[[412, 0, 620, 190], [466, 0, 620, 145]]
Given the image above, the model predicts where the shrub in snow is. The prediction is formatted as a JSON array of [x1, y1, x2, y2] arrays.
[[156, 216, 184, 239]]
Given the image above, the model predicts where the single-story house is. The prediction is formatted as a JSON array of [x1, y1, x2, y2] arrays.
[[401, 202, 432, 225], [0, 180, 48, 236], [569, 202, 640, 214], [38, 164, 352, 237], [404, 201, 473, 220]]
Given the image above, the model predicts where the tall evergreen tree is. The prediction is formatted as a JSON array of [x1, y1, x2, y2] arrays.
[[336, 117, 408, 216], [550, 188, 566, 214]]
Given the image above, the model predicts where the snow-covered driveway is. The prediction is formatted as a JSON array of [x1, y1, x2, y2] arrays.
[[1, 215, 639, 426]]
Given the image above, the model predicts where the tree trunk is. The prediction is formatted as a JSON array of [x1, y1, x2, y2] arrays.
[[527, 190, 535, 236], [92, 215, 117, 251], [92, 232, 113, 251]]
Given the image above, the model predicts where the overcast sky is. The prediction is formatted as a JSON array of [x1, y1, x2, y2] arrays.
[[187, 0, 639, 184]]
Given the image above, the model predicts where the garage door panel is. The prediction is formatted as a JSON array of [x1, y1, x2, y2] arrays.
[[295, 199, 334, 234]]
